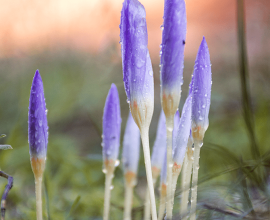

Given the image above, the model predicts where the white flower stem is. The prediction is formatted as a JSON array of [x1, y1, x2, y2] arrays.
[[141, 128, 158, 220], [34, 176, 43, 220], [190, 140, 202, 220], [165, 116, 174, 220], [103, 169, 114, 220], [124, 183, 134, 220], [144, 177, 157, 220], [180, 145, 194, 219], [31, 157, 46, 220], [157, 184, 166, 220]]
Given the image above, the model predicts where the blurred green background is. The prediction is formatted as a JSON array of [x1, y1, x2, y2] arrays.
[[0, 0, 270, 219]]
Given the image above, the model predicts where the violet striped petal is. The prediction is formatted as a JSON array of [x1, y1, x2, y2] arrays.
[[122, 112, 140, 174], [102, 84, 121, 165], [191, 37, 212, 140], [28, 70, 48, 159], [160, 0, 187, 117], [173, 95, 192, 166]]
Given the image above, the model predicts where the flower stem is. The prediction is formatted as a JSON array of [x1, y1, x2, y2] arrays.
[[0, 171, 13, 220], [180, 145, 194, 219], [34, 176, 43, 220], [124, 184, 134, 220], [104, 171, 114, 220], [141, 128, 157, 220], [190, 140, 202, 220], [144, 176, 157, 220], [157, 184, 166, 220], [165, 116, 174, 220], [144, 188, 151, 220]]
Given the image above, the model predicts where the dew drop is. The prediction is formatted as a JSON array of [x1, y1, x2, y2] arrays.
[[102, 169, 107, 174], [38, 120, 42, 127], [110, 185, 114, 190], [115, 160, 120, 167]]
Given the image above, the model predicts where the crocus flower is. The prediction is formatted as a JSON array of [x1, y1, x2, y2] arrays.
[[173, 95, 192, 171], [122, 112, 140, 183], [120, 0, 154, 130], [160, 0, 187, 117], [151, 110, 166, 179], [102, 83, 121, 172], [28, 70, 48, 220], [191, 37, 212, 141], [28, 70, 48, 175]]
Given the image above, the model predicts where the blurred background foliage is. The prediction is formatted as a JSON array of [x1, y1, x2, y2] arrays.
[[0, 0, 270, 219]]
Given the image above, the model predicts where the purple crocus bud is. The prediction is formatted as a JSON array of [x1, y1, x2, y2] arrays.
[[120, 0, 154, 130], [102, 84, 121, 173], [160, 0, 187, 117], [151, 111, 166, 179], [28, 70, 48, 177], [172, 95, 192, 173], [191, 37, 212, 141], [122, 112, 140, 185]]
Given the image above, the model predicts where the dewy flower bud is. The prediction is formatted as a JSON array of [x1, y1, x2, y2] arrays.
[[28, 70, 48, 160], [151, 110, 166, 179], [191, 37, 212, 141], [28, 70, 48, 178], [173, 95, 192, 168], [120, 0, 154, 130], [122, 112, 140, 183], [160, 0, 187, 117], [102, 84, 121, 172]]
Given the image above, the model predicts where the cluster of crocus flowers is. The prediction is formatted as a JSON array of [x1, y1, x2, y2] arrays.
[[160, 0, 187, 218], [101, 0, 212, 219], [102, 83, 121, 220], [28, 70, 48, 220]]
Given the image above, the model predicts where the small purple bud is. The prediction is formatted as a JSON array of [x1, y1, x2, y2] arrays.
[[120, 0, 154, 129], [102, 84, 121, 171], [191, 37, 212, 140], [28, 70, 48, 160], [151, 111, 166, 179], [160, 0, 187, 117], [173, 95, 192, 167], [122, 112, 140, 175]]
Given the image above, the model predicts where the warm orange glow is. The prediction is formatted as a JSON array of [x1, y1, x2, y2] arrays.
[[0, 0, 268, 59]]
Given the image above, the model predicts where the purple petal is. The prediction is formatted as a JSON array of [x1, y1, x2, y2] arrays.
[[173, 95, 192, 165], [120, 0, 154, 105], [122, 112, 140, 174], [102, 84, 122, 162], [28, 70, 48, 159], [192, 37, 212, 135], [151, 111, 166, 170], [160, 0, 187, 101]]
